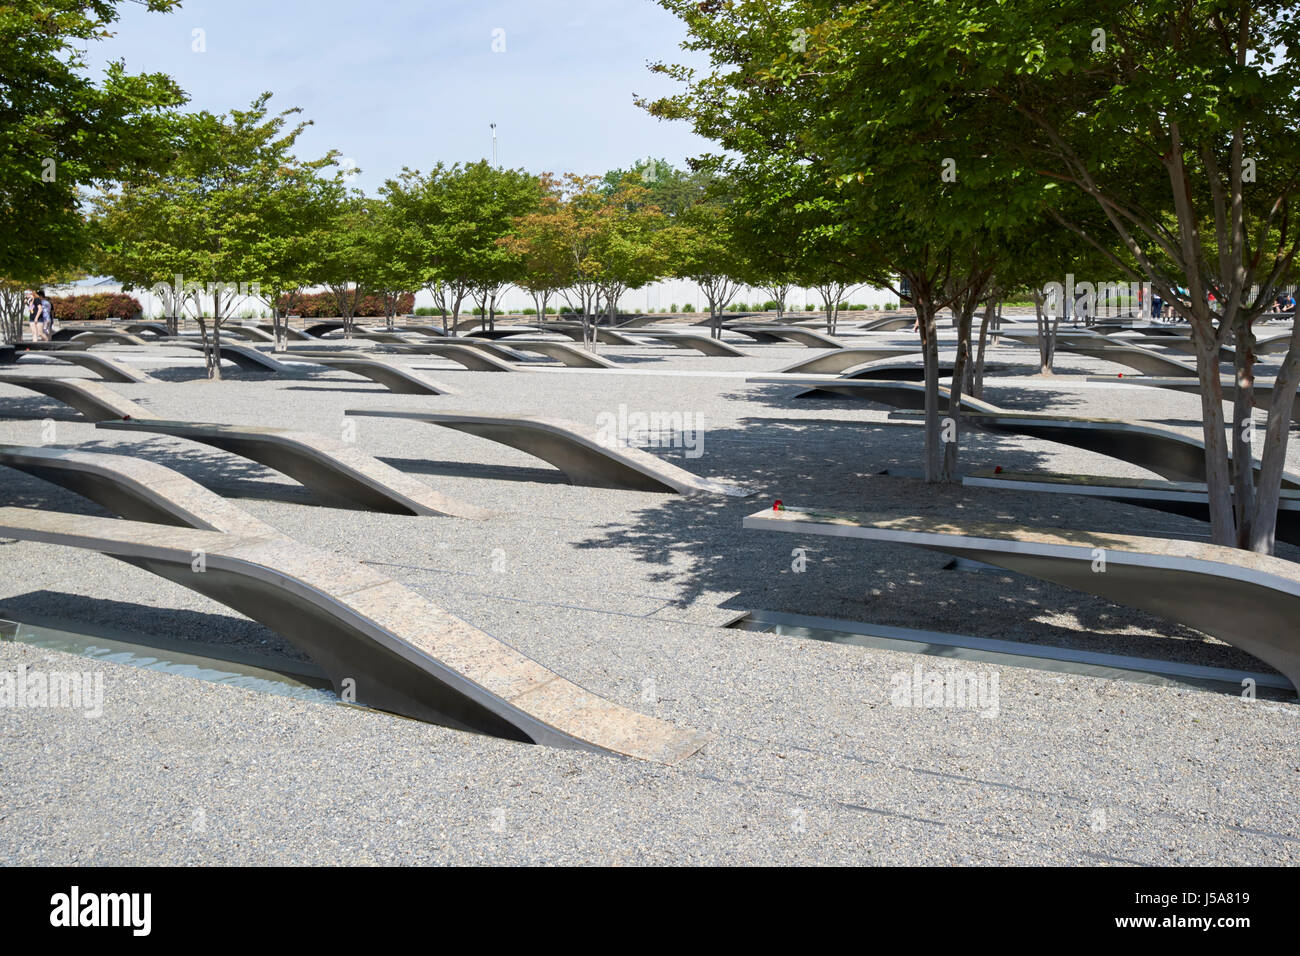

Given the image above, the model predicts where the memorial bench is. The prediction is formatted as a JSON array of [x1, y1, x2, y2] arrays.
[[0, 506, 706, 761], [345, 408, 755, 496], [96, 419, 488, 518], [743, 504, 1300, 692]]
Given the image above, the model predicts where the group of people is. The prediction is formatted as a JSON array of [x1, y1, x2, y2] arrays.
[[24, 290, 54, 341]]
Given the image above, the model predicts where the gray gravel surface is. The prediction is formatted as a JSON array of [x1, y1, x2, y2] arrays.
[[1, 329, 1297, 865]]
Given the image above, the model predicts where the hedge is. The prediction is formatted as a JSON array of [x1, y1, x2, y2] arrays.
[[274, 291, 415, 318], [51, 292, 143, 322]]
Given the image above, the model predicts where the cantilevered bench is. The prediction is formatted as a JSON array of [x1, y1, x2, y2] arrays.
[[380, 342, 519, 372], [392, 325, 450, 338], [165, 340, 289, 373], [0, 374, 150, 421], [11, 341, 90, 352], [629, 331, 749, 357], [0, 506, 706, 761], [854, 384, 1300, 487], [424, 338, 524, 361], [462, 326, 546, 341], [1054, 340, 1199, 377], [219, 324, 276, 342], [283, 352, 454, 394], [856, 315, 915, 332], [1085, 375, 1300, 425], [778, 348, 919, 375], [253, 323, 317, 341], [70, 330, 151, 347], [346, 409, 754, 496], [53, 325, 141, 342], [304, 321, 345, 337], [122, 322, 172, 338], [962, 468, 1300, 547], [18, 350, 159, 384], [743, 505, 1300, 692], [0, 444, 275, 534], [499, 341, 620, 368], [729, 326, 845, 348], [724, 326, 790, 344], [958, 410, 1300, 487], [996, 328, 1112, 348], [541, 324, 646, 346], [754, 374, 1300, 487], [321, 329, 414, 344], [96, 419, 489, 518], [746, 375, 1002, 411], [1093, 321, 1186, 335]]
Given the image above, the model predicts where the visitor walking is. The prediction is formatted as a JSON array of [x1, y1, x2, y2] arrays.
[[25, 291, 40, 341], [35, 290, 54, 341]]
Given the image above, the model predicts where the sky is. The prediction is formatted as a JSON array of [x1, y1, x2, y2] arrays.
[[85, 0, 715, 195]]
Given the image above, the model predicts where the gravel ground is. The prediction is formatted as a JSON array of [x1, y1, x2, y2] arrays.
[[1, 325, 1297, 865]]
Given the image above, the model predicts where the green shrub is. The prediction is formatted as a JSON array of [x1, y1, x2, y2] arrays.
[[50, 292, 144, 322], [275, 291, 415, 317], [545, 306, 557, 314], [884, 302, 897, 311], [414, 306, 437, 316], [849, 304, 866, 311], [805, 304, 815, 311], [762, 300, 779, 310], [669, 303, 678, 312], [521, 307, 537, 315], [682, 303, 695, 312]]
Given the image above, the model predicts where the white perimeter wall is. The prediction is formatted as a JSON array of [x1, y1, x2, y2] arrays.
[[53, 279, 898, 319]]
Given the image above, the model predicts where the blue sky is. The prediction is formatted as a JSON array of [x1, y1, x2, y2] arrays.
[[87, 0, 713, 193]]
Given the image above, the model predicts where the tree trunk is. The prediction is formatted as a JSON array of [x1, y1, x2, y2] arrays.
[[917, 296, 941, 483], [272, 306, 285, 353], [1192, 323, 1235, 545], [971, 298, 994, 400], [1033, 291, 1057, 374], [1249, 317, 1300, 552], [1231, 323, 1257, 547], [942, 299, 976, 482]]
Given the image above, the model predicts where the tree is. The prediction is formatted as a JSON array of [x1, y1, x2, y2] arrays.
[[243, 144, 346, 349], [648, 0, 1069, 483], [500, 174, 576, 322], [535, 175, 665, 348], [445, 162, 541, 332], [315, 192, 376, 338], [662, 199, 751, 339], [840, 0, 1300, 552], [758, 278, 794, 318], [587, 178, 669, 326], [93, 95, 340, 376], [365, 197, 422, 330], [0, 0, 186, 341], [383, 164, 463, 334]]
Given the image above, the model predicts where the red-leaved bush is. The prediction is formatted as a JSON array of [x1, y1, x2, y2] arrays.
[[51, 293, 144, 322], [274, 291, 415, 318]]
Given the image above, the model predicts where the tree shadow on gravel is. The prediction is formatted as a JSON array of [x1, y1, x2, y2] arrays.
[[570, 414, 1287, 677]]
